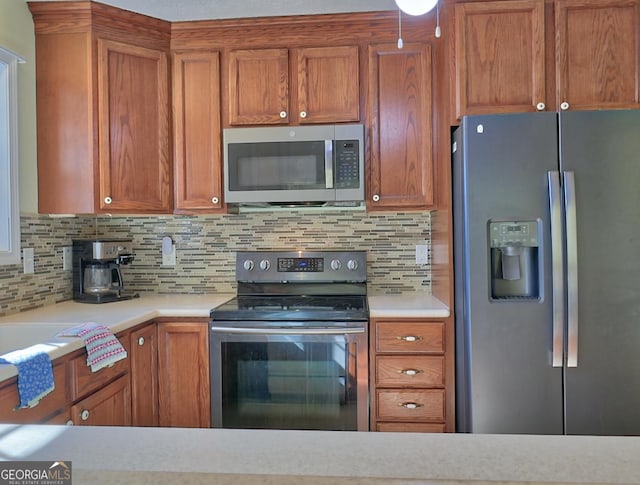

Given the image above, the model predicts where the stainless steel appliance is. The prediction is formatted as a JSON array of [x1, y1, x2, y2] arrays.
[[72, 239, 137, 303], [210, 250, 368, 431], [453, 110, 640, 435], [223, 124, 364, 207]]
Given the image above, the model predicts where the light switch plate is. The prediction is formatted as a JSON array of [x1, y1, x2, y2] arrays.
[[23, 248, 35, 274], [62, 246, 72, 271], [415, 244, 429, 265]]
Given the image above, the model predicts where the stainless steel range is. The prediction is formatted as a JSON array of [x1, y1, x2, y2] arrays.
[[210, 250, 369, 431]]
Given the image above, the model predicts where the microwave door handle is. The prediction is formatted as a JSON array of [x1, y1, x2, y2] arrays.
[[325, 140, 334, 189]]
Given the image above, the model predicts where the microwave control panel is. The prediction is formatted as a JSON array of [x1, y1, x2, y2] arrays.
[[334, 140, 360, 189]]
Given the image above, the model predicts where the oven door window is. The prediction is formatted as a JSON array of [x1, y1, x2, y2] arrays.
[[213, 332, 361, 431], [227, 141, 328, 191]]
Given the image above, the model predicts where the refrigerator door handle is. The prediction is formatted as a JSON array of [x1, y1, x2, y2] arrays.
[[563, 171, 579, 367], [548, 171, 564, 367]]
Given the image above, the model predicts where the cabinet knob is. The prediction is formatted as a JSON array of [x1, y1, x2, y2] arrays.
[[137, 336, 145, 346], [80, 409, 90, 421], [300, 111, 307, 119], [372, 194, 380, 202], [397, 335, 423, 342], [104, 196, 112, 204], [65, 420, 74, 426], [211, 197, 219, 204], [399, 368, 423, 376], [536, 102, 545, 111], [279, 111, 287, 119], [399, 402, 423, 409], [560, 102, 570, 111]]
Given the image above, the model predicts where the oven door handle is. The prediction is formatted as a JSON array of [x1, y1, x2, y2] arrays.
[[210, 326, 365, 335]]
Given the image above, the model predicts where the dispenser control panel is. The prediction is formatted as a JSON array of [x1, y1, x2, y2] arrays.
[[489, 221, 539, 248]]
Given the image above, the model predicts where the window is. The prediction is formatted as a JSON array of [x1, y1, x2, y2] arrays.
[[0, 46, 23, 265]]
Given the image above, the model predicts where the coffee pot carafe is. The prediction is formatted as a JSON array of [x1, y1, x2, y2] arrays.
[[73, 239, 137, 303]]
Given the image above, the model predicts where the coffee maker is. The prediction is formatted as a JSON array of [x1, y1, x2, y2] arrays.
[[73, 239, 136, 303]]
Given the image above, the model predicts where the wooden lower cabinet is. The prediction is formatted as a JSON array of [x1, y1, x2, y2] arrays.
[[130, 322, 159, 426], [370, 318, 453, 432], [157, 320, 211, 428], [70, 374, 131, 426]]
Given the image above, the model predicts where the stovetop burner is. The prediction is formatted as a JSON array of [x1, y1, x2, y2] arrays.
[[210, 250, 369, 323]]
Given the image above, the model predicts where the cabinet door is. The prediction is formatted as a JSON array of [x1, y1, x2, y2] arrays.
[[455, 0, 546, 117], [555, 0, 640, 110], [157, 322, 211, 427], [228, 49, 289, 125], [71, 374, 131, 426], [173, 51, 223, 212], [295, 46, 360, 123], [368, 42, 434, 210], [97, 39, 171, 212], [130, 323, 159, 427]]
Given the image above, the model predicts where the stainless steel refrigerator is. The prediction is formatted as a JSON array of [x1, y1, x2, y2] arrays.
[[453, 110, 640, 435]]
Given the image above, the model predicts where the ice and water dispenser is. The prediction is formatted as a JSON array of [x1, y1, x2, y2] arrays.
[[489, 220, 540, 300]]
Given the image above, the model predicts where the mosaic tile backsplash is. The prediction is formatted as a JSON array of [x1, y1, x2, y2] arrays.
[[0, 211, 431, 318]]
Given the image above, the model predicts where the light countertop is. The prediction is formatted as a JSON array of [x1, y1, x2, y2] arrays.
[[0, 292, 449, 383], [1, 424, 639, 484], [368, 293, 450, 318]]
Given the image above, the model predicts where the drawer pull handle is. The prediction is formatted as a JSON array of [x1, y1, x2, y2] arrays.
[[397, 335, 422, 342], [399, 368, 422, 376], [399, 402, 423, 409], [138, 336, 145, 346], [80, 409, 90, 421]]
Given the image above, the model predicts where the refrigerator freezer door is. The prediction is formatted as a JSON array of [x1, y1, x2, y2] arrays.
[[453, 112, 564, 434], [560, 110, 640, 435]]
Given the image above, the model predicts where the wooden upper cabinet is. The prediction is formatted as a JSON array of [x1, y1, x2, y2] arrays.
[[227, 46, 359, 126], [295, 46, 360, 124], [367, 42, 434, 210], [97, 39, 172, 212], [228, 48, 290, 125], [555, 0, 640, 111], [454, 0, 546, 117], [173, 51, 224, 212], [29, 2, 171, 214]]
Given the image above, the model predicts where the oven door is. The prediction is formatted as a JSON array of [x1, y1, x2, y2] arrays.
[[210, 324, 368, 431]]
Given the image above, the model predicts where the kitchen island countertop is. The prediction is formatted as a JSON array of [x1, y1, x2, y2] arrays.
[[0, 424, 639, 484]]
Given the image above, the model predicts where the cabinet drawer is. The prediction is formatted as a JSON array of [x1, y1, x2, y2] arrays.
[[69, 336, 130, 400], [376, 389, 445, 421], [375, 321, 444, 353], [0, 362, 68, 424], [376, 355, 444, 388], [376, 422, 445, 433]]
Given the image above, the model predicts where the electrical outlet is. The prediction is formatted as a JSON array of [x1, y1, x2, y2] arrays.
[[62, 246, 72, 271], [23, 248, 35, 274], [415, 244, 429, 265]]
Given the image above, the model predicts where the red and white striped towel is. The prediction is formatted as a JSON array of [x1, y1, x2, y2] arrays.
[[56, 323, 127, 372]]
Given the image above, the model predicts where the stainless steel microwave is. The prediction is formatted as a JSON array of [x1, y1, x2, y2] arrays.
[[223, 124, 364, 207]]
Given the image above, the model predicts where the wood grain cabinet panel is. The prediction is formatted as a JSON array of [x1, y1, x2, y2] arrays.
[[454, 0, 546, 117], [70, 374, 131, 426], [376, 355, 445, 388], [375, 321, 445, 354], [228, 46, 359, 126], [130, 322, 159, 427], [157, 321, 211, 428], [173, 50, 224, 212], [376, 389, 446, 422], [555, 0, 640, 110], [367, 42, 435, 210]]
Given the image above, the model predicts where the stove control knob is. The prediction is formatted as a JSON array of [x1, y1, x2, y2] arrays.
[[259, 259, 271, 271], [347, 260, 359, 271], [330, 259, 342, 271], [243, 260, 255, 271]]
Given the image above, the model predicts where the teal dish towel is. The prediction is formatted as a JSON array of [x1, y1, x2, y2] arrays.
[[56, 322, 127, 372], [0, 349, 55, 408]]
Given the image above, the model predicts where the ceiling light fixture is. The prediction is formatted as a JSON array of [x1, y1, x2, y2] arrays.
[[394, 0, 438, 16]]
